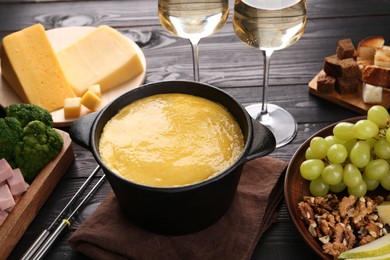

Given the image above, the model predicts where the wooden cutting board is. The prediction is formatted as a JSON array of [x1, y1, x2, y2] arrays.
[[0, 129, 74, 259], [309, 70, 390, 114]]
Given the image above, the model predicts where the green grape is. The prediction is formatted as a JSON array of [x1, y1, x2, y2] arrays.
[[364, 159, 389, 180], [322, 164, 343, 185], [350, 141, 371, 168], [343, 164, 363, 188], [380, 172, 390, 190], [366, 137, 378, 149], [310, 177, 329, 197], [324, 135, 343, 147], [333, 122, 355, 142], [348, 181, 367, 197], [374, 137, 390, 160], [367, 105, 390, 126], [310, 137, 328, 159], [327, 144, 348, 164], [344, 138, 358, 154], [330, 181, 346, 193], [300, 159, 324, 180], [386, 128, 390, 143], [305, 147, 317, 159], [363, 173, 380, 191], [352, 119, 379, 140]]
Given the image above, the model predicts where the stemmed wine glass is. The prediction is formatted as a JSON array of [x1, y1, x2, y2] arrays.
[[233, 0, 307, 147], [158, 0, 229, 81]]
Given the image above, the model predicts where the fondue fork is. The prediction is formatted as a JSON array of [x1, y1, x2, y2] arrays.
[[21, 165, 101, 260], [31, 173, 106, 260]]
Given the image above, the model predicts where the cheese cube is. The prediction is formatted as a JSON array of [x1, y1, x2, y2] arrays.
[[88, 84, 101, 97], [81, 90, 101, 110], [1, 23, 75, 112], [57, 25, 144, 96], [362, 83, 382, 104], [64, 97, 82, 118]]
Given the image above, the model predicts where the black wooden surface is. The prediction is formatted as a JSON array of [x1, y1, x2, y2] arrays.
[[1, 0, 390, 259]]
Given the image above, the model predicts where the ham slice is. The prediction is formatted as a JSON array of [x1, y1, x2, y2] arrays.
[[7, 168, 28, 195], [0, 210, 9, 226], [0, 184, 15, 211], [0, 158, 13, 182]]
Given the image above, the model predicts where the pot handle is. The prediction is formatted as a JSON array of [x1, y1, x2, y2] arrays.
[[68, 111, 99, 149], [246, 118, 276, 161]]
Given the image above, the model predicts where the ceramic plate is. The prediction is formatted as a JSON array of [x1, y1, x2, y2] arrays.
[[0, 26, 146, 127]]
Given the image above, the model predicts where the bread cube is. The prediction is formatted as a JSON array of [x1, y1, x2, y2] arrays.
[[336, 38, 356, 59], [362, 83, 382, 104]]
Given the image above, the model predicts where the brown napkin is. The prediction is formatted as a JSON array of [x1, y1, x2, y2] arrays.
[[68, 156, 287, 260]]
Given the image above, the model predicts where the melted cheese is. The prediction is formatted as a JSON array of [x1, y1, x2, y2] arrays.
[[57, 25, 144, 96], [1, 24, 75, 112], [99, 93, 244, 187]]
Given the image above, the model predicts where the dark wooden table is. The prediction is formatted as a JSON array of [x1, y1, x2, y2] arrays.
[[2, 0, 390, 259]]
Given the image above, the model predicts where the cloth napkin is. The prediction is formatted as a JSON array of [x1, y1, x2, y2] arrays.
[[68, 156, 287, 260]]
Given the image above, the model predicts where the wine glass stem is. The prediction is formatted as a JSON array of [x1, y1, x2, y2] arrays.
[[257, 49, 274, 121], [189, 38, 200, 82]]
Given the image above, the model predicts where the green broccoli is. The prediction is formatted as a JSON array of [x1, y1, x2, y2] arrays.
[[14, 120, 63, 183], [0, 117, 22, 161], [5, 104, 53, 128]]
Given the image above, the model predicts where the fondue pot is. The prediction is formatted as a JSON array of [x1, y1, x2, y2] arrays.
[[69, 80, 276, 235]]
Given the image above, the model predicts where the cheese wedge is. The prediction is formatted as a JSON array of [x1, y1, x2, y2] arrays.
[[1, 24, 75, 112], [57, 25, 144, 96]]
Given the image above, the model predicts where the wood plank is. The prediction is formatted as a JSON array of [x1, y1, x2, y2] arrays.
[[309, 71, 390, 114], [0, 130, 74, 259]]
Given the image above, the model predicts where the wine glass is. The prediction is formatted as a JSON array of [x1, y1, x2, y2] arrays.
[[158, 0, 229, 81], [233, 0, 307, 147]]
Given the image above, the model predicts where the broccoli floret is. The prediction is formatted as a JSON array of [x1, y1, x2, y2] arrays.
[[0, 117, 22, 161], [14, 120, 63, 183], [5, 104, 53, 128]]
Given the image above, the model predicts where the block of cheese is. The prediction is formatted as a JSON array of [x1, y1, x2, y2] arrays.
[[81, 90, 101, 110], [56, 25, 144, 96], [1, 23, 75, 112], [64, 97, 82, 118]]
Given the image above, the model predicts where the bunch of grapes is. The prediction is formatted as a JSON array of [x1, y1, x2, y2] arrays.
[[300, 105, 390, 197]]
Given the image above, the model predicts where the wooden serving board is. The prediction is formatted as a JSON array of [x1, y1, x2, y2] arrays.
[[0, 129, 74, 259], [308, 70, 390, 114]]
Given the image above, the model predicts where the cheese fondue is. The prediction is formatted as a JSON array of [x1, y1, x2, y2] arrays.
[[99, 93, 244, 187]]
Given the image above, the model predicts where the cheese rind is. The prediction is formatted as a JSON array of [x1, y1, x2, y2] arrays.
[[57, 25, 144, 96], [1, 23, 75, 112]]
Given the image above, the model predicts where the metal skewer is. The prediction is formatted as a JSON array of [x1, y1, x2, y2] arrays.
[[31, 174, 106, 260], [21, 165, 101, 260]]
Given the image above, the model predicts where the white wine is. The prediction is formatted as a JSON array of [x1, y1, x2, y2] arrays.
[[158, 0, 229, 40], [233, 0, 306, 51]]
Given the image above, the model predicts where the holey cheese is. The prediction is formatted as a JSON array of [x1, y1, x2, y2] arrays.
[[1, 24, 76, 112], [56, 25, 144, 96]]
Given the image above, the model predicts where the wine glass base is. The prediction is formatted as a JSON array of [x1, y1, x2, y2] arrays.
[[246, 103, 297, 148]]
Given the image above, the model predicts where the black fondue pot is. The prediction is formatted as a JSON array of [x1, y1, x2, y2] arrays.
[[69, 80, 276, 235]]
